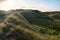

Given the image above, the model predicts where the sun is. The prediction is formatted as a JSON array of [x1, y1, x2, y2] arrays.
[[0, 0, 14, 11]]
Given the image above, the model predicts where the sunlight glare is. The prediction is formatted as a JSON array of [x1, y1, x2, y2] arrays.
[[0, 0, 14, 11]]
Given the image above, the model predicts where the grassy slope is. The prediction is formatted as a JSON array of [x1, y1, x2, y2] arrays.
[[19, 10, 60, 35], [0, 10, 60, 40]]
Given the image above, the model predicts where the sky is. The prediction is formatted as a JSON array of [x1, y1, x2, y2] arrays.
[[0, 0, 60, 11]]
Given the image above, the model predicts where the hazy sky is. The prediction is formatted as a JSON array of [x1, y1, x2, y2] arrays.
[[0, 0, 60, 11]]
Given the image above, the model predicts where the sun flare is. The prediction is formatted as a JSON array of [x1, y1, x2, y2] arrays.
[[0, 0, 15, 11]]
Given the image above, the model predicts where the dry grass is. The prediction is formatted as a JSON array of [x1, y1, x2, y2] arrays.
[[12, 25, 60, 40]]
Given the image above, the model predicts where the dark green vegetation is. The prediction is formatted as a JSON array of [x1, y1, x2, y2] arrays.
[[0, 9, 60, 40], [19, 10, 60, 35]]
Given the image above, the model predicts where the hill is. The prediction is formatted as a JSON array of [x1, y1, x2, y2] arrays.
[[0, 9, 60, 40], [44, 11, 60, 19]]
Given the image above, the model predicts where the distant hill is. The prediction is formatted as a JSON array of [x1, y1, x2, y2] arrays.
[[44, 11, 60, 19]]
